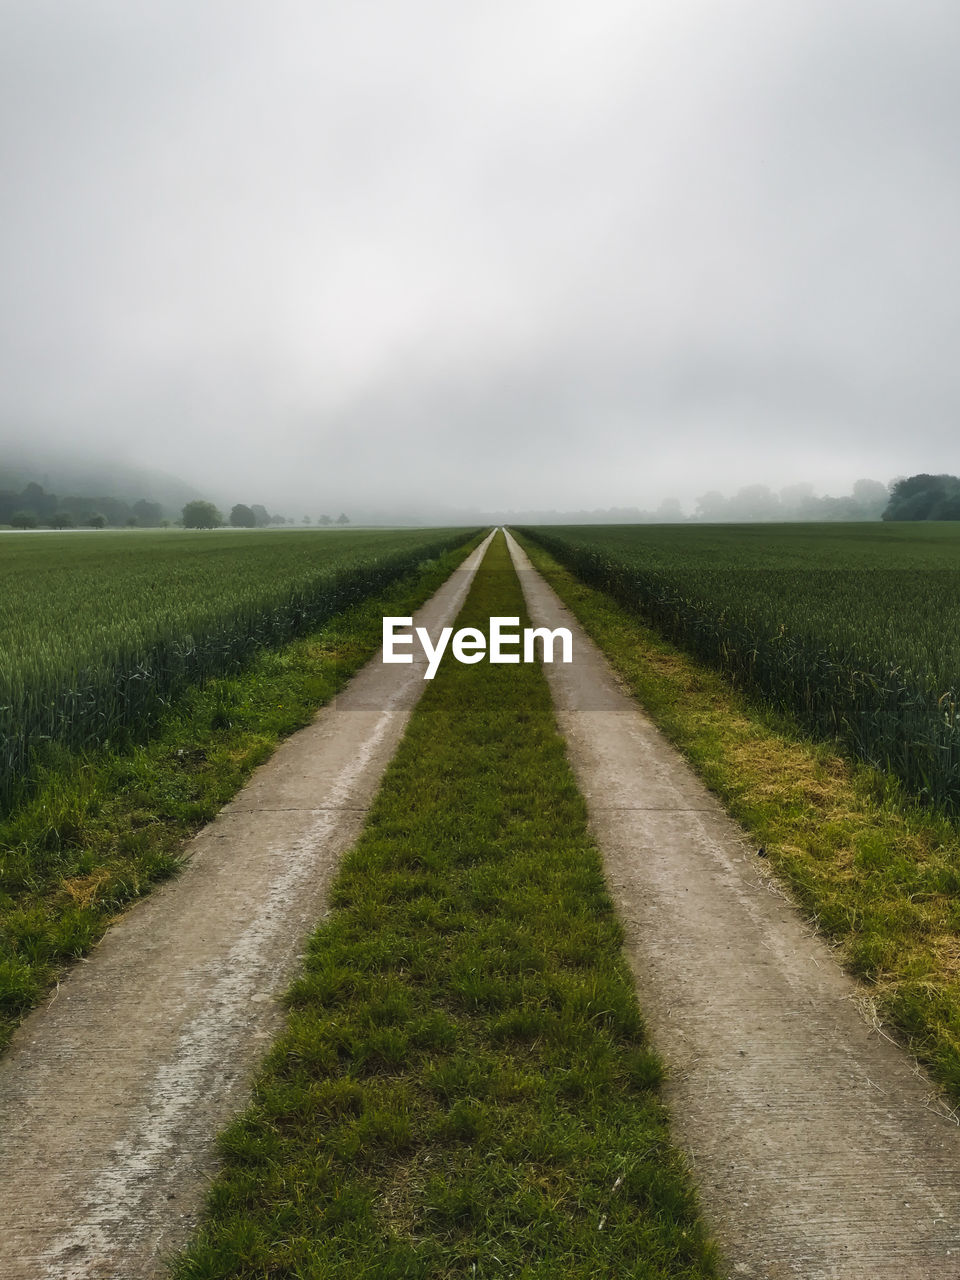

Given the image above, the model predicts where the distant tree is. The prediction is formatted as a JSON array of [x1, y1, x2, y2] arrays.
[[883, 474, 960, 521], [75, 496, 132, 526], [817, 494, 862, 520], [11, 511, 37, 529], [336, 512, 350, 525], [778, 483, 816, 519], [654, 498, 683, 522], [132, 499, 163, 526], [125, 517, 138, 527], [269, 513, 286, 525], [7, 482, 56, 523], [302, 515, 311, 525], [852, 478, 889, 519], [250, 504, 271, 528], [50, 511, 75, 529], [86, 513, 107, 529], [182, 500, 223, 529], [229, 503, 257, 528], [727, 484, 781, 521], [29, 484, 59, 521], [694, 491, 729, 521], [318, 514, 332, 526]]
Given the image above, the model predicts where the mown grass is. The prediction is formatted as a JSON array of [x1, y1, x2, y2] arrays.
[[0, 536, 483, 1052], [171, 533, 717, 1280], [514, 532, 960, 1105]]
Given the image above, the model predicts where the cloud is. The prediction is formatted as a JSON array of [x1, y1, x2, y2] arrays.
[[1, 0, 958, 513]]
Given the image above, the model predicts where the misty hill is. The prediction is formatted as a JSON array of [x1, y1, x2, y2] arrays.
[[0, 482, 168, 529], [0, 447, 201, 517]]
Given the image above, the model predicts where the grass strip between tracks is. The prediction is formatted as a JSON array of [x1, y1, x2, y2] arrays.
[[0, 534, 484, 1053], [172, 532, 717, 1279], [514, 532, 960, 1106]]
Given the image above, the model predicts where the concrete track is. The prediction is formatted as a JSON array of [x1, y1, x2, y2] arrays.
[[0, 533, 493, 1280], [506, 530, 960, 1280]]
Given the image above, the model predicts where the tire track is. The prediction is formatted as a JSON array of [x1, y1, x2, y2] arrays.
[[0, 532, 494, 1280], [506, 529, 960, 1280]]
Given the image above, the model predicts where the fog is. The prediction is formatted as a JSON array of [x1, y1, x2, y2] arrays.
[[1, 2, 958, 518]]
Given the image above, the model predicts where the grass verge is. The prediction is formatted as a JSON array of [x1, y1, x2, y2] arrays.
[[513, 532, 960, 1105], [171, 533, 717, 1279], [0, 535, 483, 1052]]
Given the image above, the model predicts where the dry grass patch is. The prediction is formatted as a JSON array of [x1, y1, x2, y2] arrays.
[[59, 868, 114, 908]]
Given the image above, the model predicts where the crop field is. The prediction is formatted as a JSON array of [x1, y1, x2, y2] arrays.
[[518, 523, 960, 809], [0, 527, 477, 810]]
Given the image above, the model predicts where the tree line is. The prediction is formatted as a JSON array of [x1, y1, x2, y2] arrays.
[[691, 478, 891, 522], [0, 481, 351, 530], [5, 471, 960, 529], [182, 502, 351, 529], [0, 481, 164, 529], [658, 476, 960, 523]]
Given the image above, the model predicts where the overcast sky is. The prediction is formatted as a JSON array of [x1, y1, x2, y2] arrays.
[[1, 1, 958, 515]]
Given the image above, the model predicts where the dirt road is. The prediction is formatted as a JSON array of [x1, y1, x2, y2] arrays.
[[506, 530, 960, 1280], [0, 533, 493, 1280]]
